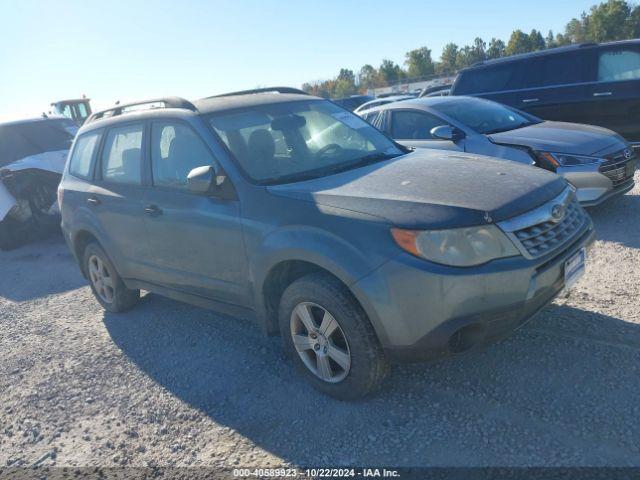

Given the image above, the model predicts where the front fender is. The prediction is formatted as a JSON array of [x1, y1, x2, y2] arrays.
[[485, 140, 537, 165], [250, 224, 390, 317], [253, 225, 376, 284]]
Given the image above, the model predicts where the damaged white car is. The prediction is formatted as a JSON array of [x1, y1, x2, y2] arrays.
[[0, 116, 77, 250]]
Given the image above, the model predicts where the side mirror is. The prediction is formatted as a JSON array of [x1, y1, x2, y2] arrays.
[[430, 125, 465, 142], [187, 165, 227, 195]]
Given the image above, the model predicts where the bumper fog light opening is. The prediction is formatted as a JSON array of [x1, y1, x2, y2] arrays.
[[448, 324, 485, 354]]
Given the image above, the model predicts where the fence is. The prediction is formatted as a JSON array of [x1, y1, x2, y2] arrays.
[[366, 74, 457, 97]]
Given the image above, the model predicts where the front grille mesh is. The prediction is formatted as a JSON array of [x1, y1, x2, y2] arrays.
[[511, 196, 586, 259], [600, 149, 636, 187]]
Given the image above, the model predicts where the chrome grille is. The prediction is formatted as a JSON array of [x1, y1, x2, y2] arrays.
[[498, 188, 588, 260], [512, 199, 583, 257], [600, 148, 636, 187], [600, 159, 636, 187]]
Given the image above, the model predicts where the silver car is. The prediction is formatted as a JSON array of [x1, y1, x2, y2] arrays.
[[361, 96, 637, 206], [353, 95, 414, 115]]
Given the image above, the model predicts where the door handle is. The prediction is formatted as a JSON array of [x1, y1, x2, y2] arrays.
[[593, 91, 612, 97], [144, 204, 163, 216], [86, 196, 101, 206], [522, 98, 539, 103]]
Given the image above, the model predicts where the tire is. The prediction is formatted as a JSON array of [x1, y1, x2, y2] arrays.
[[29, 184, 61, 233], [0, 217, 26, 251], [83, 242, 140, 313], [279, 272, 390, 400]]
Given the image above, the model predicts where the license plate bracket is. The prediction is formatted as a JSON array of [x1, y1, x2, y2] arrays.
[[564, 247, 586, 290]]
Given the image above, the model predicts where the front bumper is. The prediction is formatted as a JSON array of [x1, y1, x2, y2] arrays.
[[557, 159, 636, 207], [351, 220, 595, 363]]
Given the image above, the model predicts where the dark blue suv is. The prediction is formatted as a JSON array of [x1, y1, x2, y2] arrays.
[[451, 40, 640, 148], [59, 88, 594, 399]]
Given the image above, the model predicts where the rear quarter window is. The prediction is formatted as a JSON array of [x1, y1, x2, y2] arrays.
[[68, 131, 101, 179], [101, 124, 144, 185], [598, 48, 640, 81], [361, 111, 379, 125]]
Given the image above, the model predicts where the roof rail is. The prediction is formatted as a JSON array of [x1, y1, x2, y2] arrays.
[[207, 87, 310, 99], [86, 96, 197, 123]]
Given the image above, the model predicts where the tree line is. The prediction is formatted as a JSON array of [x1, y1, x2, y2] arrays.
[[302, 0, 640, 98]]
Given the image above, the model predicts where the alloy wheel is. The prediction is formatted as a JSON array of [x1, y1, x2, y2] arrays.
[[290, 302, 351, 383], [88, 255, 114, 304]]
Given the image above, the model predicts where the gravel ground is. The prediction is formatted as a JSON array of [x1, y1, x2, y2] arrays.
[[1, 173, 639, 471]]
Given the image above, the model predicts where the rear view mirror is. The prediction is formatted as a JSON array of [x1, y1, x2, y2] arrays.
[[431, 125, 465, 142], [187, 165, 226, 194]]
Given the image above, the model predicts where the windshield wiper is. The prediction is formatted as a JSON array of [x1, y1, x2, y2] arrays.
[[298, 152, 400, 180], [352, 151, 401, 166], [312, 152, 400, 177], [263, 151, 401, 185]]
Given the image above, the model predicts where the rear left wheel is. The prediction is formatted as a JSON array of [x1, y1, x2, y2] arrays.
[[83, 242, 140, 313]]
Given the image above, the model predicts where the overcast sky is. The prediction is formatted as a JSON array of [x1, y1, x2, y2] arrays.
[[0, 0, 596, 121]]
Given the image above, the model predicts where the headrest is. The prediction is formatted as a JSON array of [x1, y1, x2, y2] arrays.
[[121, 147, 140, 165], [168, 135, 193, 160], [248, 129, 275, 159]]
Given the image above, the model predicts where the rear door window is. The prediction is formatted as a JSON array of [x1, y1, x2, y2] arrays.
[[598, 48, 640, 81], [68, 131, 100, 179], [390, 110, 447, 139], [528, 50, 596, 87], [101, 123, 143, 185], [454, 61, 527, 94]]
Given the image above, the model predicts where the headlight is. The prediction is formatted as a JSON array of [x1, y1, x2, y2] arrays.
[[536, 151, 602, 167], [391, 225, 519, 267]]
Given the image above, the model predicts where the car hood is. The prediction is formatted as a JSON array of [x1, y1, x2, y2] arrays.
[[487, 121, 625, 156], [268, 149, 566, 229], [1, 150, 68, 175]]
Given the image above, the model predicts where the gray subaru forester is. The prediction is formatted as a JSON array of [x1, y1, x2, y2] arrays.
[[59, 88, 595, 400]]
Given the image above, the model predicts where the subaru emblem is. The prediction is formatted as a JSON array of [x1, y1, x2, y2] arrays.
[[624, 148, 633, 159], [551, 204, 565, 222]]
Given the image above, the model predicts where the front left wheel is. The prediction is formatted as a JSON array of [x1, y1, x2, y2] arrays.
[[83, 242, 140, 313], [279, 272, 390, 400]]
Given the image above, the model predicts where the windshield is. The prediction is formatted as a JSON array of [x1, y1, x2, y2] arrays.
[[0, 118, 77, 168], [430, 98, 541, 134], [208, 100, 403, 184]]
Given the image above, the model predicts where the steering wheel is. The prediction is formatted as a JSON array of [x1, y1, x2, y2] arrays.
[[316, 143, 344, 158]]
